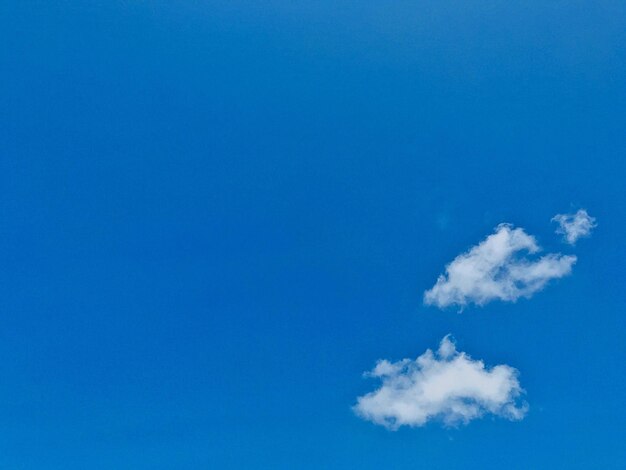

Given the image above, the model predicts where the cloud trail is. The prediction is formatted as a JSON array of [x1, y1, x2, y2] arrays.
[[424, 224, 576, 309]]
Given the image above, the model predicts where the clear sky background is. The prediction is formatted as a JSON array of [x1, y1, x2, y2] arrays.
[[1, 1, 625, 469]]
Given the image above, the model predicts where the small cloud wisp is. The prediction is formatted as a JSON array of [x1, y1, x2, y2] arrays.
[[552, 209, 596, 245]]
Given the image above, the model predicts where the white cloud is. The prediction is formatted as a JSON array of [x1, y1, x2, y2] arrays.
[[424, 224, 576, 309], [552, 209, 596, 245], [354, 336, 527, 429]]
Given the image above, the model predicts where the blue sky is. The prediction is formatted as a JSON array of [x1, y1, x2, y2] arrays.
[[1, 1, 625, 468]]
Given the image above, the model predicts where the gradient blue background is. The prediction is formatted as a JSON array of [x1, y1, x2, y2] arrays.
[[1, 1, 625, 468]]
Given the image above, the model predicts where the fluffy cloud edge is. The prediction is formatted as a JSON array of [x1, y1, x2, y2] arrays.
[[353, 335, 528, 429]]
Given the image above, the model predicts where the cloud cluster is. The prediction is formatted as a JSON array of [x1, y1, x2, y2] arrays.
[[353, 210, 595, 431], [424, 224, 576, 309], [552, 209, 596, 245], [354, 336, 527, 429]]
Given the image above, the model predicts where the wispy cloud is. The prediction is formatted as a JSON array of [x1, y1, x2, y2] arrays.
[[424, 224, 576, 309], [353, 336, 527, 429], [552, 209, 596, 245]]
